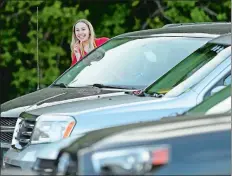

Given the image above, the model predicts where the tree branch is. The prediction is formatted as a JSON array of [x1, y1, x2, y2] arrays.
[[141, 6, 168, 30], [56, 37, 64, 67], [201, 6, 218, 17], [154, 0, 173, 23], [43, 32, 50, 40], [7, 7, 29, 20], [0, 0, 5, 8]]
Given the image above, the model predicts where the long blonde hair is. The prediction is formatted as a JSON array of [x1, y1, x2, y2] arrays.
[[70, 19, 96, 57]]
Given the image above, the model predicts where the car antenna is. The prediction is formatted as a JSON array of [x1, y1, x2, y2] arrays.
[[36, 6, 40, 90]]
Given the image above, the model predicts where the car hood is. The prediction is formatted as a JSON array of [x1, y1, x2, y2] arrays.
[[0, 87, 125, 117], [23, 92, 156, 117], [66, 95, 191, 135]]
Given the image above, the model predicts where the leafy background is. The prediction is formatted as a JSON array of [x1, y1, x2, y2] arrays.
[[0, 0, 231, 103]]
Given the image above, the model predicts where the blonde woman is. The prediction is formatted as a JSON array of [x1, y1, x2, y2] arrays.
[[70, 19, 109, 66]]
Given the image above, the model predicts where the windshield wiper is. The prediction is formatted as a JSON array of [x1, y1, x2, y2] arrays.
[[92, 83, 135, 90], [52, 83, 136, 90], [52, 83, 67, 88]]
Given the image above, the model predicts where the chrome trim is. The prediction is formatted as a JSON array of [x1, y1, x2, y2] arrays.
[[22, 131, 32, 136], [0, 142, 11, 149], [0, 129, 14, 132], [24, 123, 34, 129], [19, 139, 30, 143], [0, 126, 15, 129]]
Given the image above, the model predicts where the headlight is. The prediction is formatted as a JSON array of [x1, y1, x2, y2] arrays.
[[31, 115, 76, 144], [91, 145, 170, 175]]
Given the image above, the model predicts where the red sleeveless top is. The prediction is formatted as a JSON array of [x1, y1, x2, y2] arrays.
[[71, 37, 109, 66]]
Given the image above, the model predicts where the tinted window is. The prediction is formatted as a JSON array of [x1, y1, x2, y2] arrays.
[[145, 43, 230, 95], [54, 37, 209, 89], [224, 74, 231, 86]]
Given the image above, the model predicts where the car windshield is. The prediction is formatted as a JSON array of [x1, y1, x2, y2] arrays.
[[145, 43, 230, 95], [186, 85, 231, 115], [54, 36, 210, 89]]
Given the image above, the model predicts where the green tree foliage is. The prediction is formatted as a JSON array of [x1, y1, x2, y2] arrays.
[[1, 1, 89, 98], [130, 0, 231, 29], [0, 0, 231, 102]]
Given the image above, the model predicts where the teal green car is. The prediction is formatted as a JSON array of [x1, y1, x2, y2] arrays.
[[187, 85, 231, 115]]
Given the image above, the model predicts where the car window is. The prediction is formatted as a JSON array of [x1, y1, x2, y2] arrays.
[[203, 72, 231, 99], [224, 74, 231, 86], [145, 43, 230, 95], [54, 37, 210, 89], [187, 85, 231, 115]]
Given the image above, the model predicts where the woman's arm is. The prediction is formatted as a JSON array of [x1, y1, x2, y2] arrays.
[[71, 42, 83, 66], [71, 52, 77, 66]]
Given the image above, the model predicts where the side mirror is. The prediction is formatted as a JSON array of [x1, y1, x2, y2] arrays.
[[210, 86, 226, 96]]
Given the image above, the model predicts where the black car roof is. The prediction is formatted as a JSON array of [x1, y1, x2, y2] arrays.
[[209, 33, 231, 45], [114, 22, 231, 38], [91, 114, 230, 150], [62, 113, 229, 153]]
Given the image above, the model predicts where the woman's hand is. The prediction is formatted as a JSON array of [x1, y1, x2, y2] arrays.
[[74, 41, 80, 53], [74, 42, 82, 60]]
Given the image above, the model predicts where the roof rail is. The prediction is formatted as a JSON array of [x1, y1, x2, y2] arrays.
[[162, 22, 230, 28]]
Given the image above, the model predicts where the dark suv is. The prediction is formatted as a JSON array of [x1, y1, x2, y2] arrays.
[[77, 113, 230, 175]]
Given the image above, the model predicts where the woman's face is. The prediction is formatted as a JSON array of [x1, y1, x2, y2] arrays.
[[75, 22, 90, 42]]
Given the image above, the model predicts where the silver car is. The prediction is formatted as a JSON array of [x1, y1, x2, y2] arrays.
[[3, 34, 231, 170], [3, 24, 225, 164]]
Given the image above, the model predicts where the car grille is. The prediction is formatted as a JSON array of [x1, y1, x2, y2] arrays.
[[0, 118, 17, 127], [15, 119, 36, 148], [1, 132, 13, 143], [0, 118, 17, 145]]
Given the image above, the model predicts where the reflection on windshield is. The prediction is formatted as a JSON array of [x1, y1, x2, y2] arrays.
[[187, 85, 231, 115], [55, 37, 209, 89], [145, 43, 229, 95]]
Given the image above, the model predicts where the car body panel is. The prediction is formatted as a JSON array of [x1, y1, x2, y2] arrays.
[[1, 88, 123, 116], [23, 92, 155, 116]]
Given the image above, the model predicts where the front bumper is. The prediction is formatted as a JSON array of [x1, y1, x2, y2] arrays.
[[33, 158, 56, 174], [3, 143, 49, 170], [1, 142, 11, 167], [3, 135, 81, 170], [1, 142, 11, 149]]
